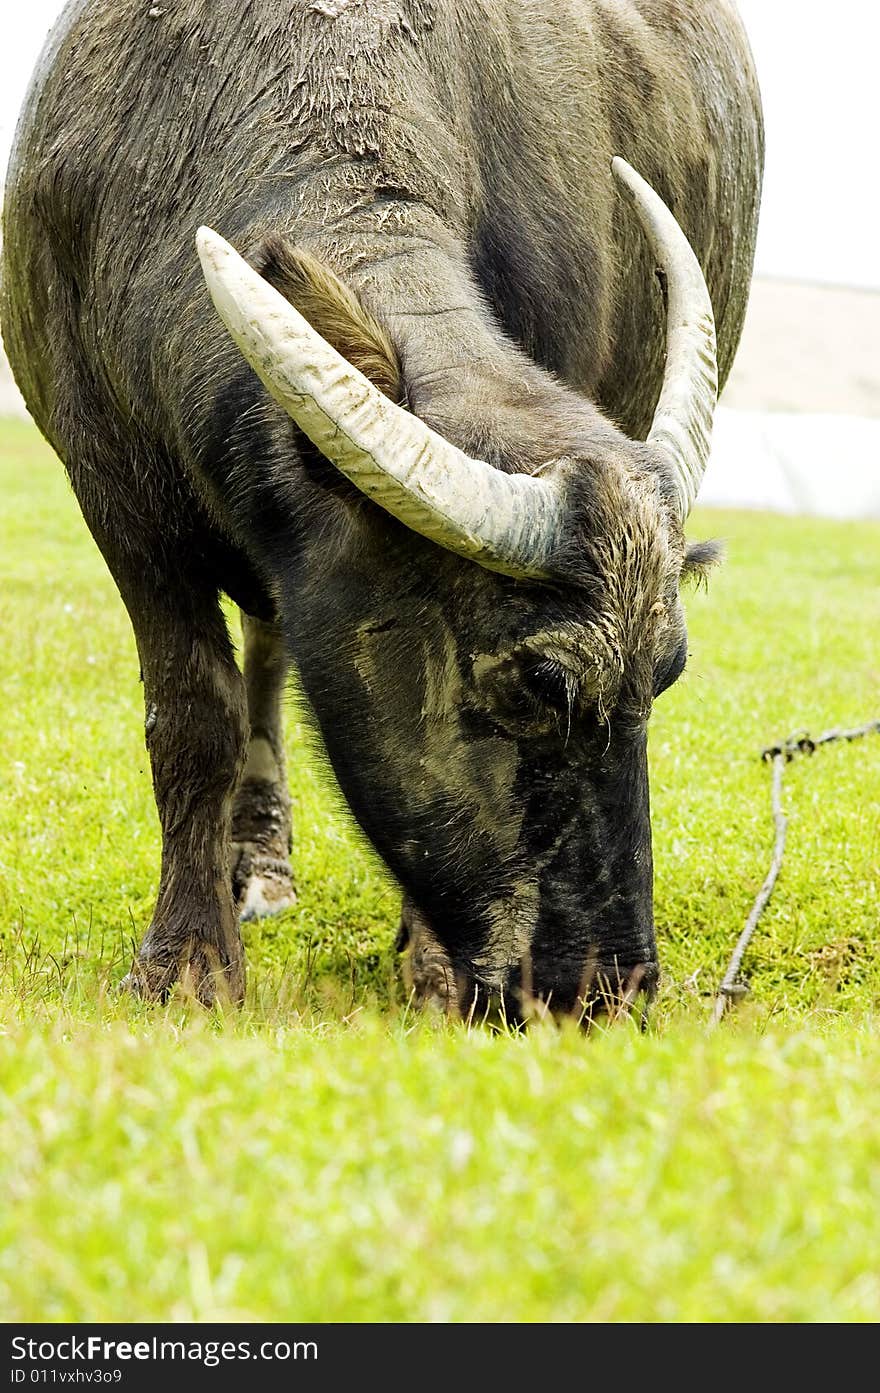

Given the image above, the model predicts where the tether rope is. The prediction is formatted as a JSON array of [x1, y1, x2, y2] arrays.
[[710, 718, 880, 1025]]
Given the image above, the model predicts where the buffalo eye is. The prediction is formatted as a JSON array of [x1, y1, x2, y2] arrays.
[[523, 659, 574, 713]]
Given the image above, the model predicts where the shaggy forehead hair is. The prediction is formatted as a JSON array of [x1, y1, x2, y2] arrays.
[[573, 467, 682, 706]]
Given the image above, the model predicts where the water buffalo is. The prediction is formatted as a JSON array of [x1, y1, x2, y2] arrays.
[[1, 0, 763, 1017]]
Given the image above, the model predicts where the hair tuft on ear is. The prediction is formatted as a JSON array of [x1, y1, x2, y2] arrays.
[[681, 538, 724, 589], [254, 235, 404, 403]]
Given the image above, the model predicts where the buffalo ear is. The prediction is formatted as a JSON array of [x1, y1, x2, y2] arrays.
[[254, 235, 403, 402], [681, 538, 724, 588]]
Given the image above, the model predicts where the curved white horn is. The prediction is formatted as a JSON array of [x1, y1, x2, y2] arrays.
[[196, 227, 563, 578], [611, 157, 718, 520]]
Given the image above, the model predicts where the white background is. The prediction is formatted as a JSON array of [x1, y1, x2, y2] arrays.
[[1, 1, 879, 289]]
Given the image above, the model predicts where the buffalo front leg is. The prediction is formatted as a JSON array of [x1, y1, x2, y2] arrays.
[[231, 612, 296, 920], [128, 595, 249, 1004]]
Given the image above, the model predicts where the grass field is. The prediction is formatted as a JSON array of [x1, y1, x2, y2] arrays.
[[1, 416, 879, 1321]]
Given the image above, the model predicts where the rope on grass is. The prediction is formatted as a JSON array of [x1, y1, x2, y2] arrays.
[[711, 717, 880, 1026]]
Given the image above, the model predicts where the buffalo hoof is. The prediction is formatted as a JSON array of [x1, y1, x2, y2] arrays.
[[397, 900, 458, 1015], [231, 843, 297, 921], [119, 939, 246, 1007]]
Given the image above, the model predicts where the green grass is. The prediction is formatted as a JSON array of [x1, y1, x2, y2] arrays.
[[1, 416, 879, 1321]]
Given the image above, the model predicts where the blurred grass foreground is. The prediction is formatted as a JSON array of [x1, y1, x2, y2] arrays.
[[1, 416, 879, 1322]]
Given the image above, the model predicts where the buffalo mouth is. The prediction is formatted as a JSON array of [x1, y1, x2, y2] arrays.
[[396, 900, 658, 1029], [506, 953, 659, 1028]]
